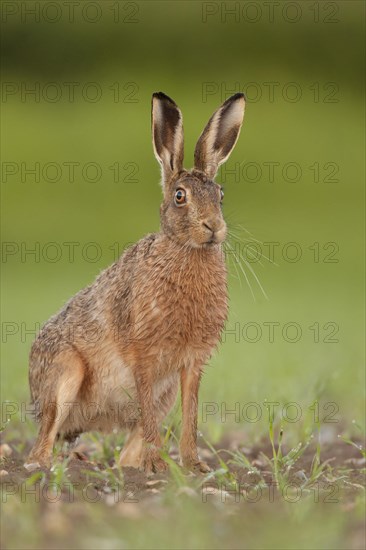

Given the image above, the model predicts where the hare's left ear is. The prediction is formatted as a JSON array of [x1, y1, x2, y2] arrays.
[[194, 93, 245, 180], [152, 92, 184, 188]]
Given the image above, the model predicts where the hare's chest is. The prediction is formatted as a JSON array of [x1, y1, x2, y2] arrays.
[[156, 272, 228, 349], [128, 251, 228, 364], [144, 290, 227, 372]]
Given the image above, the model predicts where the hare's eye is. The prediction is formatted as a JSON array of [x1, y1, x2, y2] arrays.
[[220, 188, 224, 202], [174, 188, 186, 206]]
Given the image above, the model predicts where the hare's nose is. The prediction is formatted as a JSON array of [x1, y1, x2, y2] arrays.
[[202, 222, 214, 233], [202, 220, 225, 234]]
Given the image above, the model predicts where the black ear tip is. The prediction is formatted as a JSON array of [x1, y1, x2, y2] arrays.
[[152, 92, 177, 105], [224, 92, 246, 104]]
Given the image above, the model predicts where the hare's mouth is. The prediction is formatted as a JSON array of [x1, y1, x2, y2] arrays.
[[188, 233, 225, 249], [201, 239, 221, 248]]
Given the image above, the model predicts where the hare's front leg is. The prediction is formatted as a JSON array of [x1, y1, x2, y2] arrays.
[[179, 366, 211, 473], [133, 369, 168, 474]]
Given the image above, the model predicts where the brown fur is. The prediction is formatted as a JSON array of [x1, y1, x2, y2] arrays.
[[27, 92, 245, 473]]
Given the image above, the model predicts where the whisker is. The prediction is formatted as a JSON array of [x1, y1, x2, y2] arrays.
[[242, 257, 268, 300], [227, 234, 265, 268], [223, 242, 243, 288], [225, 241, 256, 301], [226, 228, 269, 299], [227, 226, 278, 266]]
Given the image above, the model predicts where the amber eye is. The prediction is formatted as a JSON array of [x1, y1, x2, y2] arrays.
[[174, 188, 186, 206], [220, 188, 224, 202]]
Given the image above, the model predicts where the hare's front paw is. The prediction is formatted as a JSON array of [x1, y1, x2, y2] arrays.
[[140, 447, 168, 474], [25, 454, 51, 470], [182, 456, 211, 474]]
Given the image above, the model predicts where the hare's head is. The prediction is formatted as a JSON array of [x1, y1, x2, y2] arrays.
[[152, 92, 245, 248]]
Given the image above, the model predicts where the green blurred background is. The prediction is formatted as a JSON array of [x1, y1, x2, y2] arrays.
[[1, 1, 365, 548], [2, 0, 364, 425], [1, 0, 364, 426]]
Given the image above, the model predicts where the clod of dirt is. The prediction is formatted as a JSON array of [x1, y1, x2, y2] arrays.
[[345, 457, 366, 467], [146, 479, 168, 488], [116, 502, 142, 519], [24, 462, 40, 472], [176, 486, 198, 498], [0, 443, 12, 458]]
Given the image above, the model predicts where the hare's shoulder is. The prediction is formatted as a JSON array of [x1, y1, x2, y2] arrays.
[[31, 234, 160, 354], [84, 233, 159, 291]]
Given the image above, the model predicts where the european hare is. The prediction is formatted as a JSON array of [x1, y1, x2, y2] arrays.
[[27, 92, 245, 473]]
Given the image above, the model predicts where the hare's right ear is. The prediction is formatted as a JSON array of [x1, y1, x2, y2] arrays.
[[194, 93, 245, 180], [152, 92, 184, 188]]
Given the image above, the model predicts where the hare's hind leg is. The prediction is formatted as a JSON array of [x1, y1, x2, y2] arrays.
[[119, 425, 144, 467], [27, 350, 85, 468]]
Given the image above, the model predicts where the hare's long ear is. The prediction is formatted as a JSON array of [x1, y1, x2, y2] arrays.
[[194, 93, 245, 180], [152, 92, 184, 188]]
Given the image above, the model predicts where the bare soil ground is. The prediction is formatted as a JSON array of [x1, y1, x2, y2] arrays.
[[1, 433, 365, 505]]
